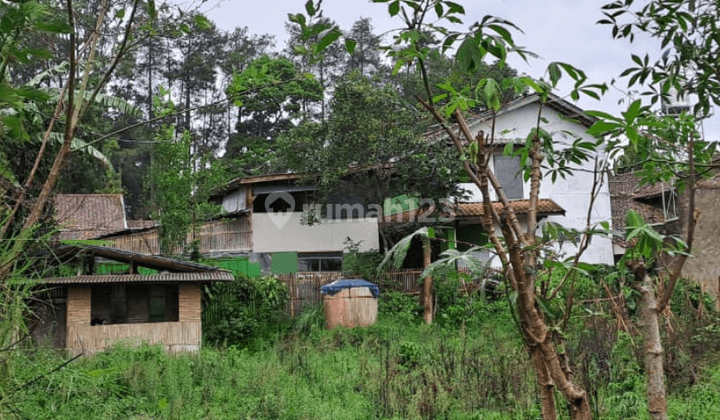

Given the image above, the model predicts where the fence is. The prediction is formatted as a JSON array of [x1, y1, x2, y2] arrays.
[[278, 272, 345, 317], [205, 268, 489, 320], [276, 268, 482, 317], [108, 218, 252, 255]]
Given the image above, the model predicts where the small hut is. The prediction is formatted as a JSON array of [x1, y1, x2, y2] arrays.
[[29, 245, 233, 356]]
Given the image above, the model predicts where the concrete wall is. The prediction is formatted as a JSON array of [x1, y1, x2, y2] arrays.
[[252, 212, 379, 253], [680, 177, 720, 304], [66, 283, 202, 356], [461, 102, 615, 265]]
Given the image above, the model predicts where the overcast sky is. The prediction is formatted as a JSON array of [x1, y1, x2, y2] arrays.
[[190, 0, 719, 141]]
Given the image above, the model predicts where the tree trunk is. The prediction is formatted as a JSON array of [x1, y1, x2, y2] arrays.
[[636, 272, 668, 420], [530, 345, 557, 420], [422, 237, 433, 324]]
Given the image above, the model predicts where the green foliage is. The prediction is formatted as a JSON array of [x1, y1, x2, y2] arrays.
[[203, 274, 289, 348], [378, 290, 422, 325], [225, 55, 323, 174], [292, 303, 326, 336], [4, 290, 720, 419], [280, 73, 461, 224], [622, 209, 689, 262], [342, 237, 384, 280], [145, 87, 225, 255]]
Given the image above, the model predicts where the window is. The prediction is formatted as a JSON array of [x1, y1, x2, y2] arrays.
[[91, 284, 179, 325], [494, 154, 524, 199], [298, 253, 343, 272]]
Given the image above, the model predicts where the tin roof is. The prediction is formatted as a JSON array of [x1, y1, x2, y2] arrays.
[[52, 244, 231, 273], [35, 271, 234, 285], [212, 173, 301, 198]]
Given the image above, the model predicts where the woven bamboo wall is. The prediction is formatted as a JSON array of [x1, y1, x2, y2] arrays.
[[66, 286, 91, 328], [179, 284, 201, 322], [108, 218, 252, 256], [65, 284, 203, 356], [67, 321, 201, 356]]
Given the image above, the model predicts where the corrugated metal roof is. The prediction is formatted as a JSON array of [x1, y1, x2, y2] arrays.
[[36, 271, 234, 285], [54, 244, 230, 273]]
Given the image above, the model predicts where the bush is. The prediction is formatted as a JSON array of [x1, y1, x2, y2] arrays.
[[378, 290, 421, 325], [203, 274, 288, 347]]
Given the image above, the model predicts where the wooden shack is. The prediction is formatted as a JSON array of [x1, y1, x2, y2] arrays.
[[31, 245, 233, 356]]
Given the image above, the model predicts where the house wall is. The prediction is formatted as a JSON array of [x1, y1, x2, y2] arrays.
[[66, 283, 202, 356], [252, 212, 379, 254], [464, 102, 615, 265], [679, 177, 720, 306]]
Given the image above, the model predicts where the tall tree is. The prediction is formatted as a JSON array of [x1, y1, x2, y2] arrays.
[[279, 73, 461, 249], [225, 56, 322, 174], [285, 17, 345, 120], [145, 88, 225, 256], [345, 17, 384, 77], [0, 0, 151, 279]]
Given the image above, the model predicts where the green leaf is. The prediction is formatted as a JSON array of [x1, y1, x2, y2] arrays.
[[344, 38, 357, 54], [146, 0, 157, 20], [622, 99, 642, 123], [0, 150, 18, 186], [305, 0, 316, 16], [547, 62, 561, 87], [316, 27, 342, 53], [49, 133, 114, 170], [389, 1, 400, 16], [115, 8, 125, 19], [34, 21, 73, 34], [193, 15, 212, 30]]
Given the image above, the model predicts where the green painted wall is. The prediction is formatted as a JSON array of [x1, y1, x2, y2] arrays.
[[210, 258, 261, 277], [441, 228, 457, 252], [271, 252, 298, 275], [95, 263, 157, 275]]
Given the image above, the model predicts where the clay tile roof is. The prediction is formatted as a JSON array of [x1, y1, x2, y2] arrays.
[[54, 194, 127, 240], [382, 199, 565, 224], [453, 199, 565, 218], [632, 180, 674, 200]]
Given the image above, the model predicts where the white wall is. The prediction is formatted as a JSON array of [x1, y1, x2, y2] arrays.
[[252, 212, 379, 254], [460, 102, 615, 265]]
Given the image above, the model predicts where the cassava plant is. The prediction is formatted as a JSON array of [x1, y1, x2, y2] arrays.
[[586, 1, 720, 418], [291, 1, 610, 419]]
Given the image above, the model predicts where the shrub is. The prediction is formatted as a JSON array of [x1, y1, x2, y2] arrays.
[[203, 274, 288, 347]]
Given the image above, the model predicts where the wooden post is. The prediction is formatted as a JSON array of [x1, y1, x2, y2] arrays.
[[422, 238, 433, 324]]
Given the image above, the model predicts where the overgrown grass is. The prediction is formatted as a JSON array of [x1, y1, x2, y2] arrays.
[[4, 280, 720, 419]]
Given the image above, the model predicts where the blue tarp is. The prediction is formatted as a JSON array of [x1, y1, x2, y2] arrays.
[[320, 279, 380, 298]]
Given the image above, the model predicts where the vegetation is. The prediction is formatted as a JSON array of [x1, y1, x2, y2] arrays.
[[1, 1, 720, 420], [4, 275, 720, 419]]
